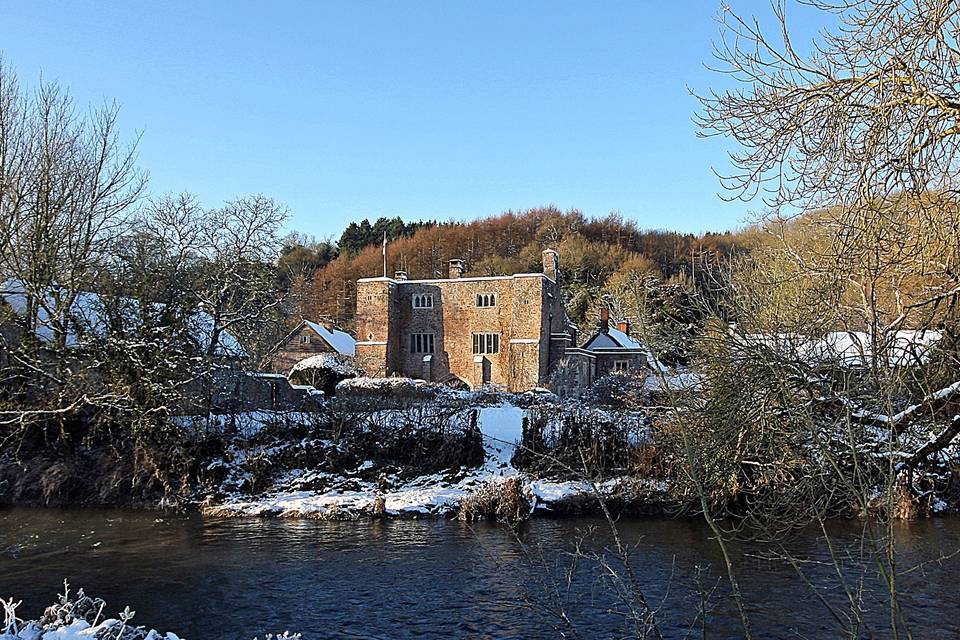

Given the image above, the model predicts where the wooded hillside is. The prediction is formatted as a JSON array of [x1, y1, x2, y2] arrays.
[[301, 207, 751, 330]]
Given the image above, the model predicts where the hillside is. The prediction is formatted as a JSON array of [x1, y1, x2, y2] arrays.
[[304, 206, 751, 331]]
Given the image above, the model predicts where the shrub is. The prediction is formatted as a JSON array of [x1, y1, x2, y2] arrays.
[[458, 476, 531, 524]]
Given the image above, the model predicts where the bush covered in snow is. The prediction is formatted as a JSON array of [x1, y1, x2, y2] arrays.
[[335, 376, 487, 407], [0, 582, 181, 640], [288, 353, 358, 395], [0, 583, 302, 640]]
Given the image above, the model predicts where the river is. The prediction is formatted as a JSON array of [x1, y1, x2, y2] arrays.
[[1, 509, 958, 639]]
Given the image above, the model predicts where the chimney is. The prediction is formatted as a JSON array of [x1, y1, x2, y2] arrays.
[[449, 259, 465, 279], [394, 270, 408, 281], [616, 320, 630, 336], [600, 308, 610, 333], [318, 315, 335, 331], [542, 249, 559, 281]]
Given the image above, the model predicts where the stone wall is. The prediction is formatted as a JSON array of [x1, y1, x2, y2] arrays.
[[354, 250, 577, 392], [355, 278, 398, 378], [594, 352, 649, 380]]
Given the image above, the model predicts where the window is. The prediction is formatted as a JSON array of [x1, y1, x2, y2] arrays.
[[409, 333, 435, 354], [299, 335, 310, 344], [412, 293, 434, 309], [612, 360, 630, 373], [476, 293, 497, 308], [472, 333, 500, 355]]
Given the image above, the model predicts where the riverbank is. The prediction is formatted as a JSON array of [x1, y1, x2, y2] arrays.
[[202, 402, 674, 520], [4, 376, 957, 522], [0, 381, 678, 520]]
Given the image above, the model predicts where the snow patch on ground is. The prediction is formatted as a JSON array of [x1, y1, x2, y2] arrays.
[[203, 400, 673, 520], [209, 403, 528, 518], [1, 619, 182, 640]]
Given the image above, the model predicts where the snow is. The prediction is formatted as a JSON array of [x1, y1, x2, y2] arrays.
[[171, 410, 321, 438], [289, 353, 356, 377], [0, 278, 247, 358], [336, 377, 428, 392], [304, 320, 356, 356], [742, 330, 943, 368], [644, 368, 702, 393], [476, 403, 525, 466], [185, 310, 247, 358], [0, 280, 137, 347], [607, 326, 644, 349], [583, 326, 645, 351], [203, 401, 670, 520], [1, 619, 182, 640], [204, 403, 542, 519], [529, 479, 591, 503]]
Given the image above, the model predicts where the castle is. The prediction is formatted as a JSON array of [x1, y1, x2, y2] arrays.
[[354, 249, 576, 391]]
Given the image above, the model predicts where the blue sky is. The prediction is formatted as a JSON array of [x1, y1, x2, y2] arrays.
[[1, 1, 823, 238]]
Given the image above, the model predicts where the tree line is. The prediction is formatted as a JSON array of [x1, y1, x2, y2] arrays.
[[297, 207, 752, 335]]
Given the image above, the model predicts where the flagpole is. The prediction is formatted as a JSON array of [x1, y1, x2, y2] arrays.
[[382, 230, 387, 278]]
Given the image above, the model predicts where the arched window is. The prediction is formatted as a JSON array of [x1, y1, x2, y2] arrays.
[[412, 294, 434, 309], [476, 293, 496, 308]]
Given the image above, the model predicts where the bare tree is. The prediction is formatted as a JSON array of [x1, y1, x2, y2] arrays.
[[691, 2, 960, 636], [140, 192, 288, 361], [0, 58, 147, 427]]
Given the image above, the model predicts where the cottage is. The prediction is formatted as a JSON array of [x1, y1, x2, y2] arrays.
[[265, 319, 356, 375], [354, 249, 576, 392], [565, 309, 649, 387]]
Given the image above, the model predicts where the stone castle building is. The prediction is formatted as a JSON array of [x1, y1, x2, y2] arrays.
[[354, 249, 577, 391]]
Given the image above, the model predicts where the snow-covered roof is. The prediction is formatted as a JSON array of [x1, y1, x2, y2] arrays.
[[184, 310, 248, 358], [0, 278, 247, 358], [304, 320, 356, 356], [740, 330, 943, 368], [582, 327, 645, 352]]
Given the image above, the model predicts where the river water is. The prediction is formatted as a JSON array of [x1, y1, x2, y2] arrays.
[[1, 509, 958, 639]]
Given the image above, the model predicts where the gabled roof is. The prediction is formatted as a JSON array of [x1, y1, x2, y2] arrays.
[[739, 330, 942, 368], [272, 319, 356, 357], [582, 326, 645, 352], [304, 320, 356, 356], [0, 279, 247, 358]]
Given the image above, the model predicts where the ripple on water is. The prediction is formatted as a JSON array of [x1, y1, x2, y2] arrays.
[[2, 509, 960, 639]]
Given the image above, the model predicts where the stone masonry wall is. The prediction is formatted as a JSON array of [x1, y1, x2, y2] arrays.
[[393, 275, 545, 390], [354, 253, 577, 392], [354, 279, 397, 378]]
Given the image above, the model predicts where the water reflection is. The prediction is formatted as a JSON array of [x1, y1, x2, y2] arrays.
[[1, 509, 958, 639]]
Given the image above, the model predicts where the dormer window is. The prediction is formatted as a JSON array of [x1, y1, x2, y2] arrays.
[[413, 293, 434, 309], [476, 293, 497, 308]]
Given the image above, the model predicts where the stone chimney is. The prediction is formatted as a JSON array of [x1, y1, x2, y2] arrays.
[[318, 315, 335, 331], [542, 249, 559, 281], [616, 320, 630, 336], [600, 308, 610, 334], [449, 259, 465, 279], [394, 270, 408, 281]]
